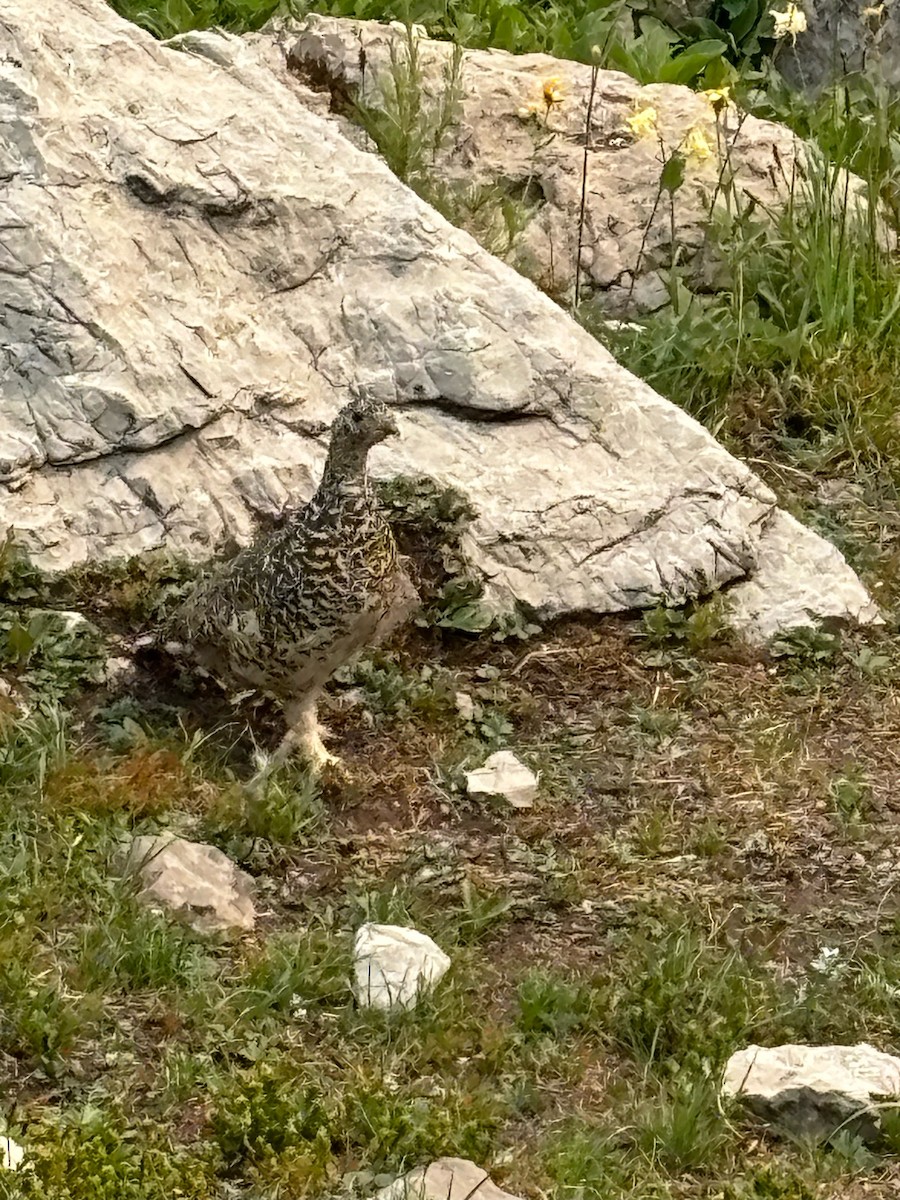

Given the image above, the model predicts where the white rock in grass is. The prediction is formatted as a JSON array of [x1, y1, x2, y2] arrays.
[[122, 834, 256, 936], [376, 1158, 523, 1200], [466, 751, 537, 809], [354, 924, 450, 1011], [1, 1137, 25, 1171], [723, 1043, 900, 1141]]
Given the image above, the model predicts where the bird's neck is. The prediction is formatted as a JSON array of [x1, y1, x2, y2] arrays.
[[316, 442, 374, 508]]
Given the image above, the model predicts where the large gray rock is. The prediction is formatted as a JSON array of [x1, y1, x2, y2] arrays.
[[778, 0, 900, 91], [0, 0, 879, 641], [723, 1042, 900, 1141], [122, 834, 256, 935], [376, 1158, 523, 1200]]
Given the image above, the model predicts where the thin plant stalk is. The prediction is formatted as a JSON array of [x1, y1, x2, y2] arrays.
[[574, 63, 599, 312]]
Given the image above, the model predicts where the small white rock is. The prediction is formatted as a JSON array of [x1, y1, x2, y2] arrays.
[[723, 1042, 900, 1140], [1, 1137, 25, 1171], [455, 692, 476, 721], [354, 923, 450, 1011], [376, 1158, 523, 1199], [466, 750, 537, 809], [809, 946, 842, 974], [54, 610, 93, 635]]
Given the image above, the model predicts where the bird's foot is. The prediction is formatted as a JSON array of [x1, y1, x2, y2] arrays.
[[243, 745, 343, 797], [295, 713, 344, 772], [303, 732, 345, 775]]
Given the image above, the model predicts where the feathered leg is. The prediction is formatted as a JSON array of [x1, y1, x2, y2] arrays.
[[246, 692, 338, 791], [278, 695, 339, 772]]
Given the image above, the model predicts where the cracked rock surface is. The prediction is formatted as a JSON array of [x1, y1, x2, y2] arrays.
[[0, 0, 879, 639]]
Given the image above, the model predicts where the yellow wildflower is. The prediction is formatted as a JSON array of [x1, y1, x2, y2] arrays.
[[626, 105, 658, 139], [771, 3, 808, 41], [542, 76, 565, 106], [682, 125, 713, 162], [703, 85, 733, 114]]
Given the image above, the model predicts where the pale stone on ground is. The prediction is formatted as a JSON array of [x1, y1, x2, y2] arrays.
[[376, 1158, 523, 1200], [0, 1138, 25, 1172], [354, 923, 451, 1010], [723, 1043, 900, 1141], [122, 835, 256, 935], [466, 750, 538, 809], [0, 0, 879, 642]]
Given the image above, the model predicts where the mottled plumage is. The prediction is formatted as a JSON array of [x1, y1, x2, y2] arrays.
[[166, 393, 419, 772]]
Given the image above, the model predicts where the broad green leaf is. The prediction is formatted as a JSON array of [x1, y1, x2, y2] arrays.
[[729, 0, 761, 46], [438, 603, 494, 633], [658, 39, 727, 85]]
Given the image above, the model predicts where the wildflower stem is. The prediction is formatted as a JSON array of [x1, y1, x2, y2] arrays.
[[574, 63, 599, 313]]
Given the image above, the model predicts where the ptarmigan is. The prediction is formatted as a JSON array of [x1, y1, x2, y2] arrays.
[[165, 393, 419, 774]]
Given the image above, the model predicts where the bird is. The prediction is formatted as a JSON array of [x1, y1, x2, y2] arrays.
[[164, 392, 419, 778]]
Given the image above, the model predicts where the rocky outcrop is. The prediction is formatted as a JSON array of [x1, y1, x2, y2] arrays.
[[723, 1042, 900, 1141], [287, 15, 810, 311], [0, 0, 879, 640]]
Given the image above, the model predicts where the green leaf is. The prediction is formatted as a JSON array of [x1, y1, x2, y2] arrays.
[[437, 602, 494, 633], [492, 4, 531, 50], [6, 620, 35, 663], [658, 40, 727, 85], [661, 152, 686, 194], [729, 0, 761, 46]]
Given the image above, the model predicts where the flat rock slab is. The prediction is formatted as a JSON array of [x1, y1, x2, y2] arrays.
[[376, 1158, 523, 1200], [466, 750, 537, 808], [723, 1042, 900, 1141], [123, 834, 256, 935], [354, 923, 450, 1010], [0, 0, 879, 642]]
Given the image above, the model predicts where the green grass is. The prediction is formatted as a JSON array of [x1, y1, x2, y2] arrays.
[[7, 605, 900, 1197]]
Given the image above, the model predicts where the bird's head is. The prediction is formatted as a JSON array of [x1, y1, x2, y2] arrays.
[[331, 393, 399, 451]]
